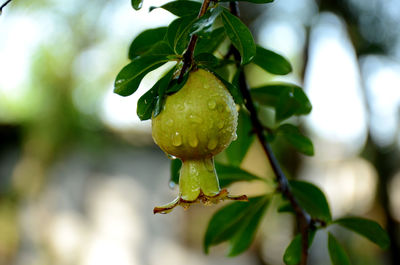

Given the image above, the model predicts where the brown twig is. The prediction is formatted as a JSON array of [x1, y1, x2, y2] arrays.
[[228, 2, 312, 264], [0, 0, 12, 13], [178, 0, 212, 82]]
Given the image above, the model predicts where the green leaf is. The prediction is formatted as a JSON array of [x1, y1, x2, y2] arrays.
[[153, 68, 176, 117], [166, 72, 190, 94], [195, 27, 226, 55], [283, 231, 316, 265], [250, 83, 312, 121], [328, 233, 351, 265], [131, 0, 143, 10], [170, 159, 182, 185], [225, 109, 254, 166], [334, 217, 390, 249], [136, 67, 175, 120], [167, 16, 197, 54], [128, 27, 168, 60], [276, 124, 314, 156], [204, 196, 270, 256], [194, 53, 220, 68], [221, 9, 256, 65], [114, 55, 170, 96], [253, 46, 292, 75], [150, 0, 201, 17], [289, 180, 332, 223], [220, 0, 273, 3], [215, 163, 263, 187], [250, 85, 286, 107], [277, 201, 294, 213], [142, 41, 175, 57], [228, 197, 270, 256], [137, 86, 157, 121], [191, 6, 223, 37]]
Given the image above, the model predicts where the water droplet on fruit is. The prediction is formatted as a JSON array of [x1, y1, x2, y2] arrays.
[[177, 104, 184, 111], [207, 138, 218, 150], [169, 181, 176, 189], [204, 158, 214, 172], [225, 106, 231, 113], [172, 132, 182, 147], [217, 104, 224, 113], [189, 114, 202, 123], [188, 134, 199, 147], [167, 154, 177, 160], [232, 133, 238, 141], [166, 119, 173, 127], [217, 120, 224, 129], [208, 100, 216, 110]]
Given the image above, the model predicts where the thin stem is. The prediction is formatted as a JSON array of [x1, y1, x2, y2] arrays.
[[0, 0, 12, 13], [229, 2, 311, 264], [178, 0, 212, 82]]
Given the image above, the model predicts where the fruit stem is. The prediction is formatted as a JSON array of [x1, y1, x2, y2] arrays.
[[179, 158, 220, 201], [178, 0, 212, 83]]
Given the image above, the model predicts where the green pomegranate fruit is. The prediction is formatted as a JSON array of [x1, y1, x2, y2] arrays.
[[152, 69, 247, 214]]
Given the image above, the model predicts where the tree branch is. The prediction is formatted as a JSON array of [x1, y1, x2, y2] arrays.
[[0, 0, 12, 13], [178, 0, 212, 82], [228, 2, 312, 264]]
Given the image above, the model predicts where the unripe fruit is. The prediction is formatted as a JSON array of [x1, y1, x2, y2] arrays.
[[152, 69, 246, 213]]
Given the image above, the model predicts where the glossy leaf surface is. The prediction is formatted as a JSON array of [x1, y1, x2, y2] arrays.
[[221, 9, 256, 64]]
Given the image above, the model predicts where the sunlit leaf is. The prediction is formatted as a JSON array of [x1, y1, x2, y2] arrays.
[[128, 27, 168, 60], [276, 124, 314, 156], [334, 217, 390, 249], [253, 45, 292, 75], [221, 9, 256, 64], [114, 55, 169, 96], [328, 233, 351, 265], [290, 180, 331, 223]]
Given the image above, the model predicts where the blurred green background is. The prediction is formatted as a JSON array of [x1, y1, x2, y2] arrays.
[[0, 0, 399, 264]]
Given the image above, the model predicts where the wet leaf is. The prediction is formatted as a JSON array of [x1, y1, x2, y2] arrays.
[[221, 9, 256, 64]]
